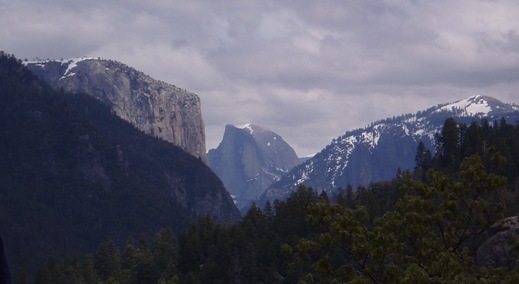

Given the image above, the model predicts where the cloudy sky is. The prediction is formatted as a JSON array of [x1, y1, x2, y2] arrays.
[[2, 0, 519, 156]]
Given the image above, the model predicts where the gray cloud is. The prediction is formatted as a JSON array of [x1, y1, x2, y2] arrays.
[[2, 0, 519, 156]]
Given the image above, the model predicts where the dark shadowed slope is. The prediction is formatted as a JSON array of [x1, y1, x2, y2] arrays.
[[0, 53, 240, 272]]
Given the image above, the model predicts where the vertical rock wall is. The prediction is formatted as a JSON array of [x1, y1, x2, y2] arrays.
[[26, 58, 207, 162]]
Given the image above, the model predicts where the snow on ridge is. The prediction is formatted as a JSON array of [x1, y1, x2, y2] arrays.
[[235, 123, 254, 134], [289, 94, 516, 191], [235, 123, 251, 129], [61, 57, 97, 79], [24, 57, 99, 80], [25, 56, 98, 66], [436, 95, 491, 116]]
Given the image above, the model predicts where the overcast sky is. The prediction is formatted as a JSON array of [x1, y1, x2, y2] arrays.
[[2, 0, 519, 156]]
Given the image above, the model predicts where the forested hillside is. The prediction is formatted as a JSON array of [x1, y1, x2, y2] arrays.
[[24, 115, 519, 282], [0, 53, 239, 276], [264, 95, 519, 204]]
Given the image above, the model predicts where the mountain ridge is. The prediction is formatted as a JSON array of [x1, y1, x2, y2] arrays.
[[261, 95, 519, 202]]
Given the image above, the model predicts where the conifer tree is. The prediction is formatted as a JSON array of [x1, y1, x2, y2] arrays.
[[94, 240, 121, 282], [437, 117, 461, 171], [152, 228, 179, 281], [415, 141, 432, 171]]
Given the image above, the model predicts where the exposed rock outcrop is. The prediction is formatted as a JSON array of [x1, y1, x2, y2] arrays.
[[0, 54, 240, 272], [25, 57, 207, 162], [477, 216, 519, 269], [208, 124, 299, 210]]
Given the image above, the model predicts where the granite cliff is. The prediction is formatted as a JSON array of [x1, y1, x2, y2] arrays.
[[208, 124, 299, 210], [25, 57, 207, 162], [1, 54, 240, 271]]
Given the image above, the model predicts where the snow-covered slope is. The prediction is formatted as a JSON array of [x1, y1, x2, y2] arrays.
[[25, 57, 98, 80], [261, 95, 519, 202]]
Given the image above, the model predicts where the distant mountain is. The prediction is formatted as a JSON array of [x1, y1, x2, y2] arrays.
[[0, 53, 240, 272], [262, 95, 519, 202], [298, 156, 313, 164], [208, 124, 299, 210], [24, 57, 207, 162]]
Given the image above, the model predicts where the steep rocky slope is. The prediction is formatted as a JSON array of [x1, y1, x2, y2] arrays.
[[208, 124, 299, 209], [477, 216, 519, 268], [262, 95, 519, 202], [0, 54, 239, 271], [25, 57, 207, 161]]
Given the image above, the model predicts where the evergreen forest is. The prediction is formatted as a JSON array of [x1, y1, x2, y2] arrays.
[[22, 102, 519, 283]]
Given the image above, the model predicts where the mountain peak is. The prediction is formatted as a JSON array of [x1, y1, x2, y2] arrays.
[[233, 123, 255, 134], [436, 95, 514, 116], [210, 123, 299, 210], [262, 95, 519, 204], [232, 123, 271, 135]]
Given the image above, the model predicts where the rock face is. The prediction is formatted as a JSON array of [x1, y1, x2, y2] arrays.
[[477, 216, 519, 269], [0, 54, 240, 271], [25, 58, 207, 162], [262, 95, 519, 203], [208, 124, 299, 209]]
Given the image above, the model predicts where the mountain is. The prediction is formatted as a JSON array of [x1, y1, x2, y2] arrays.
[[0, 53, 240, 272], [24, 57, 207, 162], [262, 95, 519, 202], [208, 124, 299, 209]]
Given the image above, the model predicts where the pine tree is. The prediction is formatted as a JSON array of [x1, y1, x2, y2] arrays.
[[415, 141, 432, 171], [153, 228, 179, 281], [437, 117, 461, 172], [94, 240, 121, 282], [121, 237, 159, 284]]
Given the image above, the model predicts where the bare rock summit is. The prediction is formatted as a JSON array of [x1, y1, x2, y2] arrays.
[[208, 124, 299, 210]]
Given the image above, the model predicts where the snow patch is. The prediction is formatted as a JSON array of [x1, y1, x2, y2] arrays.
[[436, 95, 491, 116], [25, 57, 98, 80], [61, 57, 96, 79], [26, 57, 98, 80], [235, 123, 254, 134], [295, 161, 313, 186], [32, 63, 46, 69], [362, 128, 381, 148]]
